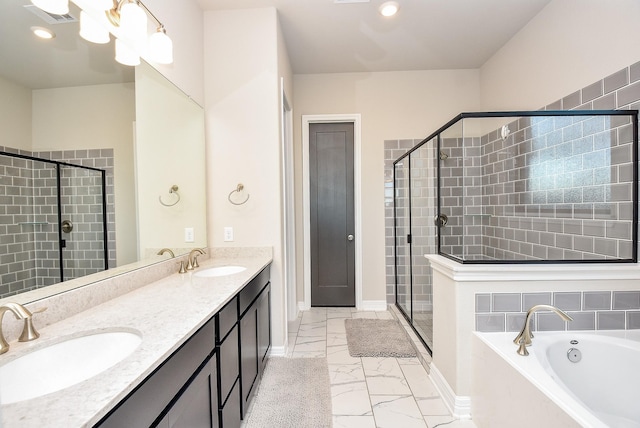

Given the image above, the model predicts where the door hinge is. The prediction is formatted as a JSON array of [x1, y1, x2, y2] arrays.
[[407, 234, 412, 244]]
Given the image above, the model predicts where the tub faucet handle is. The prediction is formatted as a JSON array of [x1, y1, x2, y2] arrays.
[[514, 304, 572, 356]]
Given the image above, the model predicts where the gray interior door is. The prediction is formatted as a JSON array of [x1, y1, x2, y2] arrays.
[[309, 122, 355, 307]]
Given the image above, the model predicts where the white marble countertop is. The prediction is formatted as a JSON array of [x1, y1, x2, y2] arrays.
[[0, 250, 272, 427]]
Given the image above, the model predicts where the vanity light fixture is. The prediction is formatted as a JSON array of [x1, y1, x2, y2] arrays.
[[29, 0, 174, 66], [31, 0, 69, 16], [379, 1, 400, 17], [31, 26, 55, 39]]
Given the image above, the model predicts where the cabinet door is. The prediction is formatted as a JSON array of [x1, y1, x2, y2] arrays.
[[257, 284, 271, 374], [240, 305, 258, 417], [167, 358, 214, 428]]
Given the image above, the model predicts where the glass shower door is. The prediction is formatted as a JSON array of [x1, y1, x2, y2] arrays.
[[59, 165, 107, 281], [394, 159, 411, 317]]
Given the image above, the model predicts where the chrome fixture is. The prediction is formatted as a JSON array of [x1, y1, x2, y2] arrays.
[[434, 213, 448, 227], [439, 151, 449, 160], [228, 183, 250, 206], [159, 185, 180, 207], [0, 303, 43, 355], [157, 248, 175, 258], [513, 304, 573, 356], [186, 248, 206, 271]]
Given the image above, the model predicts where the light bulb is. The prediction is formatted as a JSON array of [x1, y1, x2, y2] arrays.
[[79, 11, 110, 44], [115, 39, 140, 66], [31, 0, 69, 15], [96, 0, 113, 10], [379, 1, 399, 17], [120, 1, 147, 44], [31, 26, 55, 39], [149, 28, 173, 64]]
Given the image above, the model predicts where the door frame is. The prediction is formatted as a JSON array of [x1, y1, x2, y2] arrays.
[[302, 114, 362, 309]]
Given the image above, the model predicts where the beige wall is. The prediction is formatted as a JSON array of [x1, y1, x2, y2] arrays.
[[0, 75, 31, 151], [31, 83, 137, 266], [204, 7, 292, 350], [293, 70, 481, 303], [134, 61, 207, 256], [480, 0, 640, 110]]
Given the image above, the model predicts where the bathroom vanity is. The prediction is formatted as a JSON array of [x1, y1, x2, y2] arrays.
[[0, 249, 272, 428]]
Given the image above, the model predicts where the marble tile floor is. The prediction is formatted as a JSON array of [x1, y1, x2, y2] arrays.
[[277, 307, 477, 428]]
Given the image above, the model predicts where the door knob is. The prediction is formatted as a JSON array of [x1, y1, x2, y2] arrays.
[[434, 214, 448, 227], [347, 234, 354, 241]]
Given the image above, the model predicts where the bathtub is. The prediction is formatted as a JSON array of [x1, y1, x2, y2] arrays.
[[471, 330, 640, 428]]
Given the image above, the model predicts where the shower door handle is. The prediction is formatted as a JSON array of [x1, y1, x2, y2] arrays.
[[347, 234, 354, 241], [435, 214, 448, 227]]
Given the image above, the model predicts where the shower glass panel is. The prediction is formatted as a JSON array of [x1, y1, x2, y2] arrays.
[[394, 159, 411, 317], [409, 141, 437, 350], [0, 151, 108, 298]]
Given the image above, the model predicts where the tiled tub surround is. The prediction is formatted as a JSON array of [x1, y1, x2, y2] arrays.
[[424, 254, 640, 419], [0, 247, 272, 427], [476, 290, 640, 332], [0, 147, 116, 299]]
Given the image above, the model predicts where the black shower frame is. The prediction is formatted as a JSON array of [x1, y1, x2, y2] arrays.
[[392, 110, 638, 354], [1, 150, 109, 282]]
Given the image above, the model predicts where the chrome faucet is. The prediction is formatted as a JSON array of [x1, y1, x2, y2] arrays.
[[0, 302, 41, 355], [186, 248, 206, 271], [157, 248, 175, 258], [513, 304, 572, 356]]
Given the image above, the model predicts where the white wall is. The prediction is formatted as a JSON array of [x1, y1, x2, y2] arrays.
[[480, 0, 640, 110], [134, 61, 207, 256], [138, 0, 205, 107], [293, 70, 481, 303], [0, 75, 31, 151], [31, 83, 137, 266], [204, 7, 291, 351]]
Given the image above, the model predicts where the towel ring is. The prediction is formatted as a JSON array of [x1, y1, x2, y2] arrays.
[[228, 183, 250, 205], [159, 185, 180, 207]]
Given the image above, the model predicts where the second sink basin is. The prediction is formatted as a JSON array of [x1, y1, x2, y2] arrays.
[[194, 266, 246, 278], [0, 330, 142, 404]]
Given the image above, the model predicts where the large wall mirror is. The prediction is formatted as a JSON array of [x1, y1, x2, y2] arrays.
[[0, 0, 207, 303]]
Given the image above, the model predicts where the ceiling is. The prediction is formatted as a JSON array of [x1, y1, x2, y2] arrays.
[[0, 0, 132, 90], [197, 0, 553, 74]]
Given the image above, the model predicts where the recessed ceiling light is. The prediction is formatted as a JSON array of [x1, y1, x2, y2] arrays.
[[31, 26, 55, 39], [379, 1, 400, 17]]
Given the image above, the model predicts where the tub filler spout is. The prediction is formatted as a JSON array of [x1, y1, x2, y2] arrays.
[[513, 304, 572, 356]]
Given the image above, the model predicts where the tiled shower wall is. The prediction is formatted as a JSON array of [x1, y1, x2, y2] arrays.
[[439, 113, 635, 261], [384, 60, 640, 308], [0, 146, 115, 298]]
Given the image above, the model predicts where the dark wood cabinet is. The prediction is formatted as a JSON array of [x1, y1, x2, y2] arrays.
[[96, 320, 216, 428], [94, 264, 270, 428]]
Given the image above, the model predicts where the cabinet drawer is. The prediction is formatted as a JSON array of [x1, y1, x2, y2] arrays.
[[239, 266, 270, 316], [217, 296, 237, 342], [218, 326, 239, 405], [220, 380, 241, 428]]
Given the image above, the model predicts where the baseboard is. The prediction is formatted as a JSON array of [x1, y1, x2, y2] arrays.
[[430, 364, 472, 419], [361, 300, 388, 311], [269, 344, 286, 357], [298, 301, 308, 311]]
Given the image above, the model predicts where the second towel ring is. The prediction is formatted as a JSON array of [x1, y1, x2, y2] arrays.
[[228, 183, 250, 205], [159, 185, 180, 207]]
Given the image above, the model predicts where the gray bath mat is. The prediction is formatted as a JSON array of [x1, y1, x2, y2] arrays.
[[245, 357, 332, 428], [345, 318, 416, 357]]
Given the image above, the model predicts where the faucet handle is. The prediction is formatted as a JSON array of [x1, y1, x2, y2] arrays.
[[18, 317, 40, 342]]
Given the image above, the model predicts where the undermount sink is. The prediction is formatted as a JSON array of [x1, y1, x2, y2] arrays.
[[194, 266, 246, 278], [0, 330, 142, 404]]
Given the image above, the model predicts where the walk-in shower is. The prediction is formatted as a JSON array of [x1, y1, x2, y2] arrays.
[[0, 151, 108, 299], [394, 110, 639, 353]]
